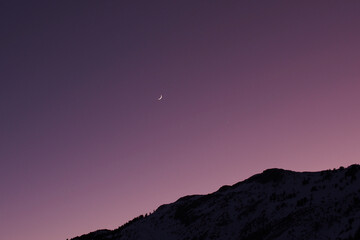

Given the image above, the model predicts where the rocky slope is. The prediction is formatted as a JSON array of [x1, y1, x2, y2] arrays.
[[71, 165, 360, 240]]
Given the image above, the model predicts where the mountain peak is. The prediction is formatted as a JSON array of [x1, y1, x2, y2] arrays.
[[70, 164, 360, 240], [244, 168, 293, 184]]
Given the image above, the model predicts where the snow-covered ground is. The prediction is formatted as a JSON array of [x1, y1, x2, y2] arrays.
[[71, 165, 360, 240]]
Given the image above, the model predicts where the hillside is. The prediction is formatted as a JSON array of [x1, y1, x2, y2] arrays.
[[70, 165, 360, 240]]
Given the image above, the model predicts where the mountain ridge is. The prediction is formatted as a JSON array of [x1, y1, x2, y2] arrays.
[[70, 164, 360, 240]]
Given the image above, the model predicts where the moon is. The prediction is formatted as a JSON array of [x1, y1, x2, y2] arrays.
[[158, 94, 163, 100]]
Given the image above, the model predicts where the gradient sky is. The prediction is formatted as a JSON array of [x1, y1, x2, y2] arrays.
[[1, 1, 360, 240]]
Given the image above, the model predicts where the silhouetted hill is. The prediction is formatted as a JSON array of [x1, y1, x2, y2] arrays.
[[70, 165, 360, 240]]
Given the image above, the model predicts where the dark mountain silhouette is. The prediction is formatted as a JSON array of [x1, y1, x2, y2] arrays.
[[70, 165, 360, 240]]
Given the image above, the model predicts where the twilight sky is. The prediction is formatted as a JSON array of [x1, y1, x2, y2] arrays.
[[1, 1, 360, 240]]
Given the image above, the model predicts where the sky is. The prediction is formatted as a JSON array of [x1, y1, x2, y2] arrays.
[[1, 1, 360, 239]]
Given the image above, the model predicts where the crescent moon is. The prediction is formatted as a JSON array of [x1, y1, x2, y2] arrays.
[[158, 95, 163, 100]]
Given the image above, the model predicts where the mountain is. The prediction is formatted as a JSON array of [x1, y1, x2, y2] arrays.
[[70, 165, 360, 240]]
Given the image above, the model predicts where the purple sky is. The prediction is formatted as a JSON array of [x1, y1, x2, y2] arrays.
[[1, 1, 360, 239]]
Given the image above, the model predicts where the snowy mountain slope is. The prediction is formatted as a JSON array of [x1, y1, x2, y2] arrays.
[[70, 165, 360, 240]]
